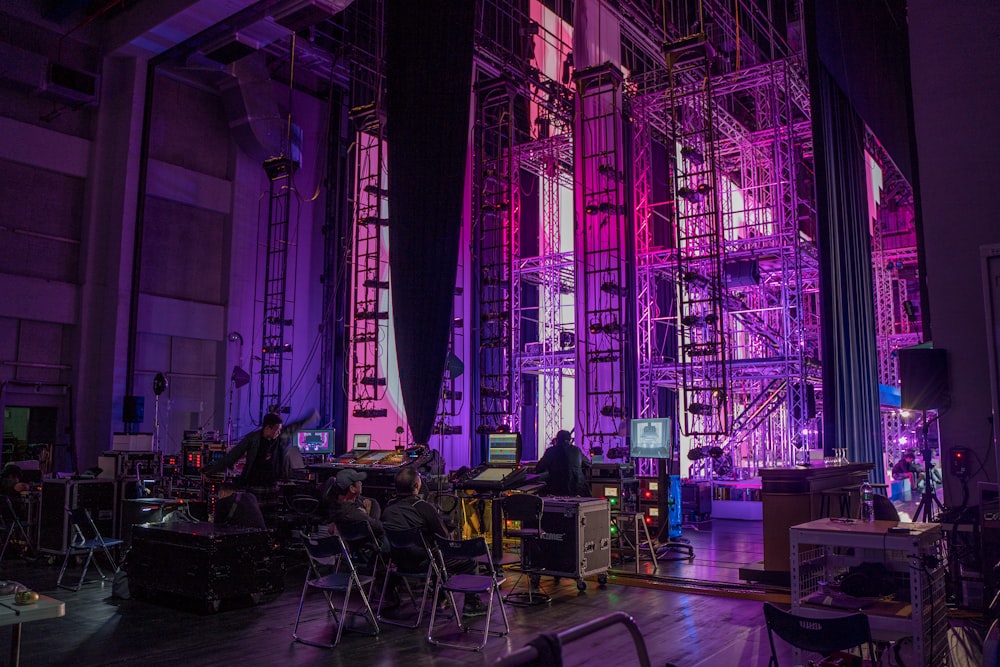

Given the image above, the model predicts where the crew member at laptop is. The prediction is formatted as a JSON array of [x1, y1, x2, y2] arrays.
[[203, 409, 317, 486], [535, 429, 591, 496]]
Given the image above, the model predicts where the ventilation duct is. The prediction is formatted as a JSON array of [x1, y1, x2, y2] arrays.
[[0, 43, 99, 106], [221, 53, 302, 164]]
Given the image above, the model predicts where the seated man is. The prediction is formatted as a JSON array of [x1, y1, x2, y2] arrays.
[[214, 483, 267, 530], [382, 468, 485, 616], [891, 450, 924, 492], [535, 430, 592, 497]]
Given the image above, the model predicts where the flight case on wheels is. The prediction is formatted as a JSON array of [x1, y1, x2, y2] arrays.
[[127, 521, 284, 612], [524, 496, 611, 590]]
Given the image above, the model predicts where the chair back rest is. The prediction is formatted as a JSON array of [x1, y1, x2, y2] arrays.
[[0, 496, 18, 526], [502, 494, 543, 526], [433, 534, 494, 576], [287, 494, 320, 516], [336, 519, 377, 545], [68, 506, 105, 544], [872, 494, 900, 521], [763, 602, 873, 658], [384, 526, 430, 552], [302, 534, 351, 571]]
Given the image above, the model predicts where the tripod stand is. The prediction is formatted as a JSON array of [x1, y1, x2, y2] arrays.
[[913, 411, 944, 522]]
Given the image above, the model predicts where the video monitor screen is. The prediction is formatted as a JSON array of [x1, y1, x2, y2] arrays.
[[629, 417, 673, 460], [352, 433, 371, 451], [297, 429, 334, 455], [487, 432, 522, 465]]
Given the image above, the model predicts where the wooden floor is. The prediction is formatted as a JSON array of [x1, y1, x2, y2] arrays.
[[3, 499, 986, 666]]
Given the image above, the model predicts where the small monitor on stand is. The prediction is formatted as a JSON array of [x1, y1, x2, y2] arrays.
[[352, 433, 372, 451], [296, 429, 335, 455]]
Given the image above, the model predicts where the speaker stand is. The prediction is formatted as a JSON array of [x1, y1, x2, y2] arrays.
[[913, 411, 943, 523]]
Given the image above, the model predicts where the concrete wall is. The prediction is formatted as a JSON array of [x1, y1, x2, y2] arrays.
[[909, 1, 1000, 503], [0, 6, 329, 469]]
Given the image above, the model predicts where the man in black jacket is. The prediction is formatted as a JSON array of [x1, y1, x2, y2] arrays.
[[535, 430, 591, 496], [203, 410, 316, 486], [382, 468, 484, 616]]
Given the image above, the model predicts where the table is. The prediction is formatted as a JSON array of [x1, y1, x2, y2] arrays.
[[759, 462, 873, 573], [0, 593, 65, 666], [789, 518, 947, 665]]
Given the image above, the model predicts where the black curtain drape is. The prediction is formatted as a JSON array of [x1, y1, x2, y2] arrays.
[[809, 63, 885, 483], [385, 1, 475, 444]]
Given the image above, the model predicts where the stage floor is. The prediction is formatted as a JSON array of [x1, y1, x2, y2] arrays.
[[2, 487, 985, 667]]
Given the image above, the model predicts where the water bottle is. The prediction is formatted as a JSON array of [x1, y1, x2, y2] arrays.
[[860, 480, 874, 522]]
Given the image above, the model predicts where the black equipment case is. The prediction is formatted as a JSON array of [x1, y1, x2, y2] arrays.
[[127, 521, 284, 611]]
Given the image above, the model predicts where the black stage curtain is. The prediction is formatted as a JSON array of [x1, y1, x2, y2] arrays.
[[385, 1, 475, 444], [809, 62, 885, 483]]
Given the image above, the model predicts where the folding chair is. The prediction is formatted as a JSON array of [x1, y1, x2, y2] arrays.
[[428, 535, 509, 651], [334, 520, 386, 599], [377, 527, 438, 628], [763, 602, 877, 667], [0, 496, 34, 561], [57, 507, 124, 591], [293, 534, 379, 648], [501, 494, 550, 606]]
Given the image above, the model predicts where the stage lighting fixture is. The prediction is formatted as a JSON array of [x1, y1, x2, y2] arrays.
[[589, 321, 603, 334], [680, 145, 705, 166], [681, 315, 705, 327], [677, 185, 702, 203], [600, 405, 623, 417], [708, 446, 725, 459], [559, 331, 575, 348], [687, 447, 706, 461], [687, 402, 715, 416]]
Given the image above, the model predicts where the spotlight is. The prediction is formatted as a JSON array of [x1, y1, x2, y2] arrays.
[[680, 145, 704, 166], [708, 446, 725, 459], [688, 402, 715, 416], [687, 447, 706, 461]]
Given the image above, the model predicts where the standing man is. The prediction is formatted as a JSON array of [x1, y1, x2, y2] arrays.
[[535, 429, 591, 496], [203, 410, 317, 487]]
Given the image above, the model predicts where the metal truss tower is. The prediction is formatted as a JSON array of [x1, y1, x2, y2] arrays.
[[573, 63, 637, 457], [630, 4, 819, 474], [348, 107, 390, 420], [473, 78, 521, 435], [259, 156, 297, 418], [664, 37, 729, 439]]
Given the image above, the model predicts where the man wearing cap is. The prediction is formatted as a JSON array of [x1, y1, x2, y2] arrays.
[[326, 468, 383, 538], [535, 429, 591, 496]]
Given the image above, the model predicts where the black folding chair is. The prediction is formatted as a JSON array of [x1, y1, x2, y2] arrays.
[[501, 494, 550, 606], [293, 534, 379, 648], [57, 507, 124, 591], [428, 535, 509, 651], [763, 602, 877, 667], [377, 527, 439, 628], [334, 520, 385, 599], [0, 496, 34, 561]]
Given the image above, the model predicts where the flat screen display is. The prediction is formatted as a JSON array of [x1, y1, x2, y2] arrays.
[[487, 432, 521, 465], [352, 433, 371, 451], [296, 429, 334, 455], [629, 417, 673, 460]]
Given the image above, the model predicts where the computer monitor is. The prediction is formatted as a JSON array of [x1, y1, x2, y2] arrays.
[[629, 417, 673, 460], [487, 432, 522, 465], [296, 429, 335, 455], [352, 433, 372, 451]]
